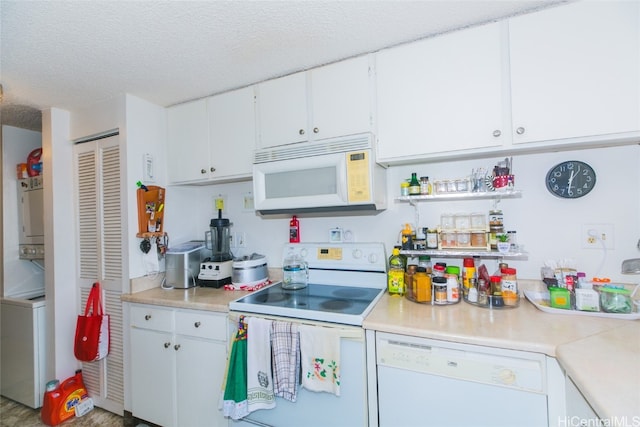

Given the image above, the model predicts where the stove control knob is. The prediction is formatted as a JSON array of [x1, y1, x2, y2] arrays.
[[299, 248, 308, 259], [352, 249, 362, 259]]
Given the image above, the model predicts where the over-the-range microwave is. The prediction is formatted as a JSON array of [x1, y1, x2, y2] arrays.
[[252, 134, 387, 215]]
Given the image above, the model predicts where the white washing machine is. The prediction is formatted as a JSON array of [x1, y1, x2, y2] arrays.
[[1, 296, 47, 408]]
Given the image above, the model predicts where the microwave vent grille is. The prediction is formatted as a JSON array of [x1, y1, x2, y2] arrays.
[[254, 133, 372, 163]]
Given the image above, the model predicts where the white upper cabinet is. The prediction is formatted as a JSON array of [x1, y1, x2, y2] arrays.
[[167, 99, 210, 183], [208, 86, 256, 181], [376, 22, 505, 163], [508, 1, 640, 144], [167, 87, 256, 184], [256, 55, 374, 149]]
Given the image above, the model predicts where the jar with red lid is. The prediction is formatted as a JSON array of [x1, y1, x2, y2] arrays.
[[501, 267, 518, 306]]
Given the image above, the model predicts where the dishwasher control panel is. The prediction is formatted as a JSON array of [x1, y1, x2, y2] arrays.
[[376, 332, 546, 393]]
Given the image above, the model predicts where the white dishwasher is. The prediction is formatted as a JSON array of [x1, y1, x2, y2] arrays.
[[375, 332, 559, 427]]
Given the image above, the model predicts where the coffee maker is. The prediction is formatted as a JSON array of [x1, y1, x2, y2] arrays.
[[198, 210, 233, 288]]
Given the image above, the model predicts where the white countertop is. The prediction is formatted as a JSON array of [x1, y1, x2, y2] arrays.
[[123, 278, 639, 420]]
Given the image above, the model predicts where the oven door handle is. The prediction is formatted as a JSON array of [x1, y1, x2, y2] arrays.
[[234, 417, 274, 427]]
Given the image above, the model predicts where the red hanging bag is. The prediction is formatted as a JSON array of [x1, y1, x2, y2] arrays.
[[74, 282, 110, 362]]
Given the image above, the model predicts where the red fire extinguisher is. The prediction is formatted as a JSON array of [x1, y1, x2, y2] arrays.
[[289, 216, 300, 243]]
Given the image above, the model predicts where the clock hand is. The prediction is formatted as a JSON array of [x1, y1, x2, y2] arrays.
[[567, 170, 576, 188]]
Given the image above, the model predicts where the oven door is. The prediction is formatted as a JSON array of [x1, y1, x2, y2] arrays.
[[227, 314, 369, 427]]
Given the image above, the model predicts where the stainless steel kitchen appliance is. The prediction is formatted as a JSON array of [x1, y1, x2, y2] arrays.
[[231, 253, 268, 286], [198, 213, 233, 287], [228, 242, 386, 427], [165, 241, 206, 289]]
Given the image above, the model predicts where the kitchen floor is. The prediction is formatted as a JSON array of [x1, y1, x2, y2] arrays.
[[0, 396, 129, 426]]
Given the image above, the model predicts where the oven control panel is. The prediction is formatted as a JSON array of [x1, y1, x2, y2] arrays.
[[283, 242, 386, 271]]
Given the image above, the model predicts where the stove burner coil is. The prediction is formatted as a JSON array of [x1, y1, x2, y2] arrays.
[[320, 299, 353, 311]]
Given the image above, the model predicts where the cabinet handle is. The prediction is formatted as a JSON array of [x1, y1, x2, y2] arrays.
[[516, 127, 525, 135], [492, 130, 501, 137], [200, 169, 207, 174], [144, 314, 151, 321], [194, 321, 201, 328], [210, 167, 216, 173], [298, 129, 305, 135], [174, 344, 181, 351], [313, 127, 319, 134], [164, 342, 171, 348]]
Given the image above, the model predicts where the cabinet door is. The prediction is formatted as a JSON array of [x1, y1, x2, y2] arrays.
[[176, 336, 228, 427], [310, 55, 372, 141], [376, 22, 504, 162], [256, 71, 308, 149], [208, 87, 256, 180], [167, 99, 211, 183], [509, 1, 640, 144], [131, 328, 176, 427]]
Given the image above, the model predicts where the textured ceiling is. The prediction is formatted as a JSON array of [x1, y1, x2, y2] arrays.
[[0, 0, 566, 131]]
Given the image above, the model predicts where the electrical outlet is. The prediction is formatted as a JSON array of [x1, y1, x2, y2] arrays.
[[213, 194, 227, 215], [582, 223, 614, 249], [237, 232, 247, 248]]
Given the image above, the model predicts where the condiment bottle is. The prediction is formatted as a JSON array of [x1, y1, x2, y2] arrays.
[[289, 215, 300, 243], [490, 275, 502, 295], [433, 277, 447, 304], [418, 255, 432, 275], [409, 173, 421, 195], [433, 263, 446, 277], [404, 264, 417, 300], [501, 267, 518, 306], [426, 228, 438, 249], [387, 248, 406, 296], [401, 223, 414, 250], [445, 266, 460, 303], [400, 181, 410, 196], [462, 258, 476, 292], [414, 267, 431, 303]]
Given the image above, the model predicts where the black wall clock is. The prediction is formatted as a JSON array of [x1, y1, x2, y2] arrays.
[[546, 160, 596, 199]]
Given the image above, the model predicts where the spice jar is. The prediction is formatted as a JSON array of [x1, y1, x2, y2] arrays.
[[489, 209, 503, 226], [414, 267, 431, 303], [490, 275, 502, 295], [400, 181, 410, 196], [471, 231, 487, 248], [426, 229, 438, 249], [501, 267, 518, 306], [433, 277, 448, 304]]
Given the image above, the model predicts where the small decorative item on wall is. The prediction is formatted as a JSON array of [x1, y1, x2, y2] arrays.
[[545, 160, 596, 199]]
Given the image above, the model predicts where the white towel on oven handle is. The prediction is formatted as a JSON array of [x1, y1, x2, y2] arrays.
[[246, 317, 276, 413], [299, 324, 343, 396]]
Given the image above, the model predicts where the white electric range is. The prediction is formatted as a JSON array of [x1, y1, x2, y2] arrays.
[[228, 242, 387, 427]]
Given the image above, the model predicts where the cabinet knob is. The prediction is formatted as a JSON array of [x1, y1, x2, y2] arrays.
[[200, 169, 207, 174], [164, 342, 170, 348], [174, 344, 181, 351], [299, 129, 305, 135], [516, 127, 525, 135], [313, 127, 319, 134], [492, 130, 501, 137], [144, 314, 151, 321], [194, 321, 201, 328], [210, 167, 216, 173]]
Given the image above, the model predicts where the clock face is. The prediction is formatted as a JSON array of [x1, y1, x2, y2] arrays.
[[546, 161, 596, 199]]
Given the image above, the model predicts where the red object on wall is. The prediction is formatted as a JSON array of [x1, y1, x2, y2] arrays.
[[27, 148, 43, 177]]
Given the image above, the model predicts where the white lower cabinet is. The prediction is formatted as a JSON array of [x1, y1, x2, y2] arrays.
[[130, 304, 228, 427], [565, 376, 599, 425]]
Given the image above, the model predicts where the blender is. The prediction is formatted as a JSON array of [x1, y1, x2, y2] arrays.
[[198, 209, 233, 288]]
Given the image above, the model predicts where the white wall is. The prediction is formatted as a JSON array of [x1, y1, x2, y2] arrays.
[[158, 144, 640, 283], [1, 125, 43, 297]]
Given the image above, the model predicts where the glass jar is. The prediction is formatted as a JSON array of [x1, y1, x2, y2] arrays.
[[489, 225, 504, 250], [501, 267, 518, 306], [454, 213, 470, 230], [426, 229, 439, 249], [414, 267, 431, 303], [440, 232, 456, 247], [440, 213, 455, 230], [489, 209, 503, 226], [457, 232, 471, 247], [433, 277, 448, 304], [400, 181, 409, 196], [446, 180, 457, 193], [435, 180, 446, 194], [471, 231, 487, 248], [470, 212, 486, 229], [420, 176, 430, 195]]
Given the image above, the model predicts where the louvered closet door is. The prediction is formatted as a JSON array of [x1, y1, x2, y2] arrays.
[[74, 134, 125, 415]]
